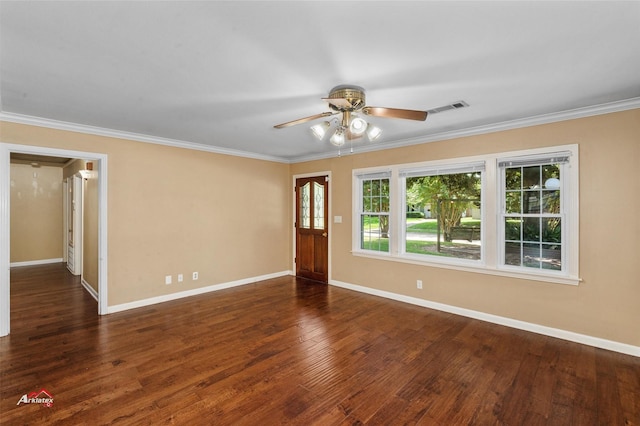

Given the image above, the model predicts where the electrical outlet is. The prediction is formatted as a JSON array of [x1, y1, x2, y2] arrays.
[[178, 274, 183, 283], [192, 272, 198, 280], [165, 275, 172, 285], [417, 279, 423, 289]]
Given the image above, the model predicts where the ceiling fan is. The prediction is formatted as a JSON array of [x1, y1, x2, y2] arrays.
[[273, 85, 429, 147]]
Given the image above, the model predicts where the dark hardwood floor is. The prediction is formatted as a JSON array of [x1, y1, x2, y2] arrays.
[[1, 263, 639, 425]]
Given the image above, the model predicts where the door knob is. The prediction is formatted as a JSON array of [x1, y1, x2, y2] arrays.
[[322, 232, 328, 237]]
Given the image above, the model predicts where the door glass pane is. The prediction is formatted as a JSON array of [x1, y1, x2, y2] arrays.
[[300, 182, 310, 229], [313, 181, 324, 230]]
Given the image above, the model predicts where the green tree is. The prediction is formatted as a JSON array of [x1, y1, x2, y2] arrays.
[[407, 173, 480, 242]]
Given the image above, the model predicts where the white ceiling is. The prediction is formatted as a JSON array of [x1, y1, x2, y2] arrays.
[[1, 1, 639, 163]]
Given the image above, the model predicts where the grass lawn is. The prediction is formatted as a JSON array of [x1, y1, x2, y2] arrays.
[[362, 217, 482, 259], [362, 239, 464, 257], [364, 217, 481, 232], [406, 217, 480, 233]]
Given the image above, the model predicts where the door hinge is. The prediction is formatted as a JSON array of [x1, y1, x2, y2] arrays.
[[294, 257, 297, 263]]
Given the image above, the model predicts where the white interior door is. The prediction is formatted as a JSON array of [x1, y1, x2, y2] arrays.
[[67, 175, 83, 275]]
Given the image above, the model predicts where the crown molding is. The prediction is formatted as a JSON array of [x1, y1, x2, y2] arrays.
[[288, 97, 640, 163], [2, 96, 639, 165], [0, 112, 290, 164]]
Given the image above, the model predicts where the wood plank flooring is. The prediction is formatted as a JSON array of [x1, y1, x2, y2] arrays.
[[1, 263, 639, 425]]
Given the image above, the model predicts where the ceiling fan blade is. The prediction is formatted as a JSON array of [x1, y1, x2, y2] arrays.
[[274, 111, 337, 129], [321, 97, 353, 109], [363, 106, 428, 121]]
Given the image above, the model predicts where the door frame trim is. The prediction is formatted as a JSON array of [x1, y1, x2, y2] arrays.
[[292, 171, 331, 282], [0, 143, 108, 336]]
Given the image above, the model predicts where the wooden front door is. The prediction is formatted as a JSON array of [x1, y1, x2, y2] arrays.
[[295, 176, 329, 282]]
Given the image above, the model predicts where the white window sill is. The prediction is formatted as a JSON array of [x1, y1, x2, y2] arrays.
[[352, 250, 580, 286]]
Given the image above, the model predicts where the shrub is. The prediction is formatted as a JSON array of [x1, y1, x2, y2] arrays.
[[406, 211, 425, 219]]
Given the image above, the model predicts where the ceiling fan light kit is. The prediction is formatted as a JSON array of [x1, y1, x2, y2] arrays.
[[349, 117, 368, 135], [366, 123, 382, 141], [312, 114, 381, 146], [274, 85, 468, 153], [310, 122, 330, 140], [329, 128, 346, 147]]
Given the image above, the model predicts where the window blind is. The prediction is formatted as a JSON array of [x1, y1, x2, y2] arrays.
[[355, 171, 392, 180], [498, 152, 570, 168], [399, 161, 485, 178]]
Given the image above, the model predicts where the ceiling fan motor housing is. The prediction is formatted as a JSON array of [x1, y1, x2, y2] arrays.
[[327, 85, 366, 111]]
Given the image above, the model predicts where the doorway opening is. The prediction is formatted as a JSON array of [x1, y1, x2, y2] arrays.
[[0, 143, 108, 336]]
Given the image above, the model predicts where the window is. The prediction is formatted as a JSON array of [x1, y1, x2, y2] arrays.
[[356, 172, 391, 253], [499, 152, 570, 273], [400, 162, 484, 262], [352, 145, 579, 285]]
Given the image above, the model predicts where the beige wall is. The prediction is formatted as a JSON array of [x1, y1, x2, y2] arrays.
[[10, 163, 63, 263], [1, 122, 292, 306], [3, 110, 638, 347], [291, 109, 640, 347]]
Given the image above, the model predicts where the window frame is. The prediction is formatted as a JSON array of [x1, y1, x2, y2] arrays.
[[353, 170, 392, 255], [398, 161, 486, 267], [352, 144, 580, 286], [496, 149, 579, 280]]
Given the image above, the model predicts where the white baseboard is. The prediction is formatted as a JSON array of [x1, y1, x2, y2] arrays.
[[81, 278, 99, 302], [10, 258, 63, 268], [107, 270, 292, 314], [330, 279, 640, 358]]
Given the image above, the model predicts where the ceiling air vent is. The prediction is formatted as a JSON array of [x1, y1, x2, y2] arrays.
[[427, 100, 469, 114]]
